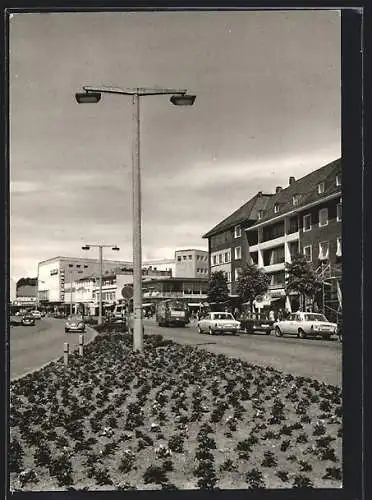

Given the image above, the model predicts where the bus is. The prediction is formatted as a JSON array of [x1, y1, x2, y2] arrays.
[[156, 299, 190, 327]]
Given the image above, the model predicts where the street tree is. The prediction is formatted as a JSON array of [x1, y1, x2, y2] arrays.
[[236, 263, 270, 311], [285, 254, 322, 309], [207, 271, 229, 307]]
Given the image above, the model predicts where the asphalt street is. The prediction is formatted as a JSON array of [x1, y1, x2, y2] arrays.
[[10, 317, 342, 386], [143, 318, 342, 387], [10, 317, 96, 380]]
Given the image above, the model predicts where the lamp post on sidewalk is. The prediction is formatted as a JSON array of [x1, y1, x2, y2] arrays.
[[81, 244, 120, 325], [75, 86, 196, 352]]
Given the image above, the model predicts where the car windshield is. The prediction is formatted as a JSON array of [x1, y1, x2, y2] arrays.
[[213, 313, 234, 320], [304, 313, 327, 322], [68, 315, 83, 321]]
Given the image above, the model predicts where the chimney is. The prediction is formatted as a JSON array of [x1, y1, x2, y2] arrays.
[[275, 186, 282, 193], [257, 191, 262, 197], [289, 176, 295, 185]]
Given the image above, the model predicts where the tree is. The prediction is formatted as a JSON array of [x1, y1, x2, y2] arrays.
[[236, 263, 270, 311], [285, 254, 322, 309], [207, 271, 229, 305]]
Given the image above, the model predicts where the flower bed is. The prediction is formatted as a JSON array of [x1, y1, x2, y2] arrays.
[[9, 331, 342, 491]]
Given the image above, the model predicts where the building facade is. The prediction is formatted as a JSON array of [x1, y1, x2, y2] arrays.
[[174, 249, 209, 278], [14, 277, 38, 307], [203, 158, 342, 314], [203, 192, 273, 293]]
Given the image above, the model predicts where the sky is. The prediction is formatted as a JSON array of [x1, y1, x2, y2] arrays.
[[9, 9, 341, 298]]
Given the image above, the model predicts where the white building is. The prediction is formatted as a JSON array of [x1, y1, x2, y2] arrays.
[[174, 249, 209, 278]]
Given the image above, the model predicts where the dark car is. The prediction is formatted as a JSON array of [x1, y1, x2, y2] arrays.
[[239, 312, 274, 335], [21, 314, 35, 326]]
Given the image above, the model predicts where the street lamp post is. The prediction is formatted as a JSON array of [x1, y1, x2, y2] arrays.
[[75, 86, 196, 352], [81, 244, 120, 325]]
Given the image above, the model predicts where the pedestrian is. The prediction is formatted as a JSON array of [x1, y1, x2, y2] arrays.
[[277, 308, 283, 321], [269, 309, 275, 322]]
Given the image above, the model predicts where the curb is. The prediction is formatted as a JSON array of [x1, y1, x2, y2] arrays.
[[10, 325, 99, 382]]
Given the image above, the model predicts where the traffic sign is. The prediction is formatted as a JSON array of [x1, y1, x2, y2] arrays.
[[121, 284, 133, 299]]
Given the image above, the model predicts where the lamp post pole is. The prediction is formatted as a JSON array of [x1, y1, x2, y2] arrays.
[[75, 86, 196, 352], [81, 243, 120, 325]]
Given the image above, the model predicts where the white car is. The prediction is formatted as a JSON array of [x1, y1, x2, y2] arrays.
[[31, 310, 42, 319], [273, 312, 337, 340], [198, 312, 240, 335]]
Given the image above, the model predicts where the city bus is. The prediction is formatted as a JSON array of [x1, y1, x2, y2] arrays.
[[155, 299, 190, 327]]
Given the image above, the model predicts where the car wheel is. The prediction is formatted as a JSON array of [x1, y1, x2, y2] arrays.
[[197, 326, 203, 334], [65, 329, 69, 333], [208, 327, 213, 335], [298, 328, 306, 339], [265, 329, 271, 335], [323, 334, 331, 341], [275, 326, 282, 337]]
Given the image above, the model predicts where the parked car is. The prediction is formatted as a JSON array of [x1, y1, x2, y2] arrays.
[[239, 312, 274, 335], [65, 314, 86, 333], [31, 310, 42, 319], [197, 312, 240, 335], [21, 314, 35, 326], [273, 312, 337, 340]]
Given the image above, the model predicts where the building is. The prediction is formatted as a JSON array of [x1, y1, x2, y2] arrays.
[[37, 256, 133, 307], [142, 277, 209, 309], [174, 249, 209, 278], [13, 277, 38, 307], [203, 192, 273, 293], [37, 249, 208, 308], [203, 158, 342, 314]]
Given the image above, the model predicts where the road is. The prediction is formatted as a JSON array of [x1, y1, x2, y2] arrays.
[[10, 317, 96, 380], [10, 317, 342, 387], [143, 319, 342, 387]]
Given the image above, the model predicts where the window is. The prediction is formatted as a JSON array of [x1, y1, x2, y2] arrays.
[[68, 264, 73, 268], [337, 203, 342, 222], [234, 225, 241, 238], [258, 210, 264, 220], [227, 272, 231, 282], [303, 214, 312, 232], [84, 265, 88, 269], [274, 204, 280, 214], [212, 255, 217, 266], [336, 174, 341, 187], [318, 182, 325, 194], [336, 237, 342, 257], [234, 246, 242, 260], [234, 267, 242, 281], [303, 245, 312, 262], [224, 251, 230, 263], [219, 254, 223, 264], [177, 256, 181, 261], [189, 255, 192, 260], [319, 208, 329, 227], [183, 256, 187, 260], [318, 241, 329, 261]]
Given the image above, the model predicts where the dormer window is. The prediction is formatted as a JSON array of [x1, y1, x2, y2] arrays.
[[258, 210, 264, 220], [336, 174, 341, 187], [292, 194, 301, 206], [234, 224, 241, 238], [317, 182, 325, 194], [274, 204, 280, 214]]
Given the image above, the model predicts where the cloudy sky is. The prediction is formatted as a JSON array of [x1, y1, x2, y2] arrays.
[[9, 9, 341, 296]]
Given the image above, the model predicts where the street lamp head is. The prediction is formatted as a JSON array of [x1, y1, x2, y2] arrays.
[[82, 245, 90, 251], [170, 94, 196, 106], [112, 246, 120, 251], [75, 91, 102, 104]]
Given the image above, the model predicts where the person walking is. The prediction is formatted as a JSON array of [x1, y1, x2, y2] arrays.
[[269, 309, 275, 322]]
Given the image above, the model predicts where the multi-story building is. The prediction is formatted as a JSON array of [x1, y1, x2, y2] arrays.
[[174, 249, 209, 278], [203, 192, 273, 293], [37, 256, 133, 306], [142, 277, 209, 309], [203, 158, 342, 314], [245, 158, 341, 311]]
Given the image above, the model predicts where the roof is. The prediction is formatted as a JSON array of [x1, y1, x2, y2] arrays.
[[250, 158, 341, 226], [202, 192, 273, 238]]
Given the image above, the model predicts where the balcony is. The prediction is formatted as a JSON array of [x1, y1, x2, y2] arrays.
[[249, 231, 299, 252], [262, 263, 286, 273]]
